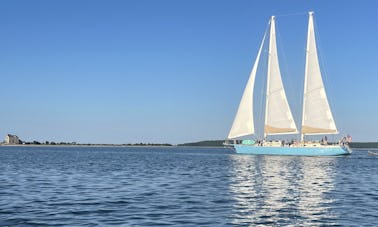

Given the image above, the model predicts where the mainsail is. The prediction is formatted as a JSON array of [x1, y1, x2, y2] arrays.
[[227, 31, 267, 139], [301, 12, 337, 135], [264, 16, 297, 136]]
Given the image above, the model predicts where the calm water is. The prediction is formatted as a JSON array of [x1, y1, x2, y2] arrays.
[[0, 146, 377, 226]]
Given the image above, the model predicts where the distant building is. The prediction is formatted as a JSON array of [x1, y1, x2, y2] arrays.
[[4, 134, 21, 145]]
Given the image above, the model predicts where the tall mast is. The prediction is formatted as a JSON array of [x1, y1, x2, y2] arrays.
[[264, 16, 275, 138], [301, 12, 312, 142]]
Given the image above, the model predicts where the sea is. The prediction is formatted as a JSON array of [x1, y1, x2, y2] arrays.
[[0, 146, 377, 226]]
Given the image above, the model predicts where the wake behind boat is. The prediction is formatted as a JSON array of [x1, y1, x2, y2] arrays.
[[227, 12, 351, 156], [368, 151, 378, 156]]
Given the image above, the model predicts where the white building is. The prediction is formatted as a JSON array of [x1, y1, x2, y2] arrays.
[[4, 134, 21, 144]]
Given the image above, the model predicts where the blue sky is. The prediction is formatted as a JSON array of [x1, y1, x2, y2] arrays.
[[0, 0, 377, 144]]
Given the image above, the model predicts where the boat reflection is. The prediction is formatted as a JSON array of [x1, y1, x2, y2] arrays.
[[229, 155, 337, 225]]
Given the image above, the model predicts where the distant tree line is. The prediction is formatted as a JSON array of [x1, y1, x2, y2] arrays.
[[22, 140, 78, 145], [177, 140, 225, 147], [122, 143, 172, 146], [19, 141, 172, 146], [348, 142, 378, 149]]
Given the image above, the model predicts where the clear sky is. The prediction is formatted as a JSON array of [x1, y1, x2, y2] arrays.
[[1, 0, 377, 144]]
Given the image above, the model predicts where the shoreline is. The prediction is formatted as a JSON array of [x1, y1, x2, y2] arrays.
[[2, 143, 378, 150], [0, 144, 175, 148], [0, 144, 232, 149]]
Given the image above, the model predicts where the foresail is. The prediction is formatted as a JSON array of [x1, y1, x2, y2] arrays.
[[301, 12, 337, 135], [264, 16, 297, 135], [228, 31, 267, 139]]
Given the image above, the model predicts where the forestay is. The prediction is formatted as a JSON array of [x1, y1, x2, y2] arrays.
[[227, 31, 267, 139]]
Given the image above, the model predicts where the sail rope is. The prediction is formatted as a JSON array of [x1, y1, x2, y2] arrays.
[[275, 20, 302, 130], [274, 12, 308, 18], [257, 38, 268, 139], [312, 14, 340, 142], [256, 23, 270, 140]]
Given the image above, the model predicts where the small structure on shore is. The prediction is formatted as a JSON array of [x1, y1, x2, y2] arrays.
[[4, 134, 21, 145]]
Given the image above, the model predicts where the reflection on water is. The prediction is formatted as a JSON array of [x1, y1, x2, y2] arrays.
[[229, 155, 338, 226]]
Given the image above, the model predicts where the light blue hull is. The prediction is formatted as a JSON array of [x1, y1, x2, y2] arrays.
[[233, 145, 351, 156]]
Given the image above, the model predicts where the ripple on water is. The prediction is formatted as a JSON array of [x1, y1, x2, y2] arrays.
[[0, 147, 377, 226]]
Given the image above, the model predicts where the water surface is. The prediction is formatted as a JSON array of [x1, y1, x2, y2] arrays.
[[0, 146, 377, 226]]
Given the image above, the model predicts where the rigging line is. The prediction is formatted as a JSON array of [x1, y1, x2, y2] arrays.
[[258, 43, 268, 139], [250, 21, 270, 140], [252, 25, 269, 140], [274, 11, 308, 18], [275, 19, 300, 121], [312, 14, 338, 126]]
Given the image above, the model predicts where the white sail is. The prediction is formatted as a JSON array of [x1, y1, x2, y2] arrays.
[[228, 31, 267, 139], [301, 12, 337, 135], [264, 16, 297, 135]]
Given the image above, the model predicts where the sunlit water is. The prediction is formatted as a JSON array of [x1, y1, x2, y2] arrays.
[[0, 146, 377, 226]]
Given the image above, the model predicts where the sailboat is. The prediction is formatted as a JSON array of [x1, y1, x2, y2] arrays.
[[227, 12, 351, 156]]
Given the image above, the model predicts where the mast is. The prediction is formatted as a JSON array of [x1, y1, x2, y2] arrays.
[[264, 16, 274, 138], [301, 11, 338, 141], [301, 12, 311, 142]]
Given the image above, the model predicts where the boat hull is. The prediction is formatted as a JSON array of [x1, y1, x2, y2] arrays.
[[233, 144, 351, 156]]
